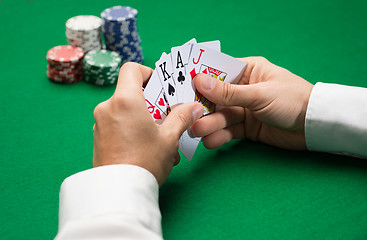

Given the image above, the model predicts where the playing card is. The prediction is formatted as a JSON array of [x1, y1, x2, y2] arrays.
[[144, 39, 244, 161], [172, 40, 222, 160], [179, 130, 200, 160], [171, 39, 221, 104], [171, 38, 220, 161], [186, 44, 247, 115], [144, 66, 197, 160], [171, 38, 197, 103], [155, 52, 178, 107], [198, 40, 221, 52], [143, 69, 170, 125]]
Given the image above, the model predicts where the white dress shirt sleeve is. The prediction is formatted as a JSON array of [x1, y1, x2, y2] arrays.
[[55, 164, 163, 240], [305, 82, 367, 158]]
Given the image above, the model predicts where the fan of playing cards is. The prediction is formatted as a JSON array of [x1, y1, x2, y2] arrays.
[[143, 38, 247, 160]]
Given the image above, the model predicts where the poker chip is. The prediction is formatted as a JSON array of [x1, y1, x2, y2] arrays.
[[46, 45, 84, 84], [83, 49, 122, 86], [101, 6, 143, 64], [65, 15, 103, 52]]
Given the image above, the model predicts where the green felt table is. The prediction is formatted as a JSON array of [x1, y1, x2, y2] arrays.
[[1, 0, 367, 239]]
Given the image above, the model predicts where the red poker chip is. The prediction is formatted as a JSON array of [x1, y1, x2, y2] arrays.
[[47, 65, 83, 75], [48, 77, 80, 84], [47, 58, 80, 66], [46, 45, 84, 63], [47, 74, 81, 83], [48, 71, 82, 79], [47, 68, 81, 76], [48, 64, 82, 72], [47, 70, 82, 81], [47, 61, 82, 69], [47, 75, 82, 84], [47, 62, 78, 69]]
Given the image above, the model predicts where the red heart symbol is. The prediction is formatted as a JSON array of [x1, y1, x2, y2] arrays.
[[153, 109, 162, 120], [158, 98, 165, 106]]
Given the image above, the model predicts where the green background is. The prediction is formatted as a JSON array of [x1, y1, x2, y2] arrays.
[[1, 0, 367, 239]]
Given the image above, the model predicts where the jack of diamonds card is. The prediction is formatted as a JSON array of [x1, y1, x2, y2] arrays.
[[185, 44, 247, 115], [195, 64, 227, 114]]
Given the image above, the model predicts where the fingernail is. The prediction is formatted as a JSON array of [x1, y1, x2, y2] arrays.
[[201, 74, 214, 90], [187, 129, 196, 138], [192, 104, 204, 121]]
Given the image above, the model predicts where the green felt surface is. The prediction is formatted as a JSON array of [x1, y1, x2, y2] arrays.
[[1, 0, 367, 239]]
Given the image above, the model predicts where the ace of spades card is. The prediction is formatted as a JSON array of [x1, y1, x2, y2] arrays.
[[186, 44, 247, 115], [144, 69, 170, 125]]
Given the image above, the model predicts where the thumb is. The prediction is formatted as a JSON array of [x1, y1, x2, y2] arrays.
[[194, 73, 257, 108], [162, 102, 204, 138]]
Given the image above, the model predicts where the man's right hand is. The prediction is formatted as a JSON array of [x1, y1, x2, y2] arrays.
[[189, 57, 314, 150]]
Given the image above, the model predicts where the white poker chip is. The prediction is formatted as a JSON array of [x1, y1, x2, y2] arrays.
[[66, 15, 103, 31], [65, 15, 103, 52]]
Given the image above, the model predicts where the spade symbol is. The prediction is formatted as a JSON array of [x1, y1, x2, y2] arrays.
[[168, 83, 175, 96], [177, 71, 185, 85]]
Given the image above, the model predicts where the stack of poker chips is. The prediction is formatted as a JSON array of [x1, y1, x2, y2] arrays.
[[83, 49, 122, 86], [46, 45, 84, 84], [101, 6, 143, 64], [66, 15, 103, 52]]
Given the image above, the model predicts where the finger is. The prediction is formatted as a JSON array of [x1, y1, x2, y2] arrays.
[[194, 73, 262, 109], [189, 106, 245, 137], [162, 102, 204, 139], [115, 62, 153, 97], [237, 56, 272, 85], [202, 123, 245, 149]]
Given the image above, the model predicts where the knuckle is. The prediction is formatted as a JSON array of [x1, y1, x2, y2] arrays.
[[176, 111, 190, 128], [256, 56, 269, 63], [93, 102, 107, 119], [112, 94, 135, 109], [171, 140, 179, 150], [119, 62, 139, 74], [160, 127, 179, 148], [247, 85, 264, 109], [221, 82, 236, 105]]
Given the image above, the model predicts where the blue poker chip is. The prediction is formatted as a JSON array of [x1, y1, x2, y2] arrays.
[[120, 53, 143, 62], [103, 31, 139, 38], [104, 35, 140, 43], [102, 18, 137, 27], [102, 24, 137, 32], [106, 43, 142, 51], [107, 46, 142, 56], [104, 38, 140, 46], [101, 6, 143, 63], [104, 25, 138, 32], [101, 6, 138, 22]]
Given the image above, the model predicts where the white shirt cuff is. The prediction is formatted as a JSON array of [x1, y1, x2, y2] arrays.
[[57, 164, 162, 238], [305, 82, 367, 157]]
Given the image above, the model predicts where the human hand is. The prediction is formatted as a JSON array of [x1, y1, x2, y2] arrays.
[[93, 63, 204, 186], [189, 57, 314, 150]]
